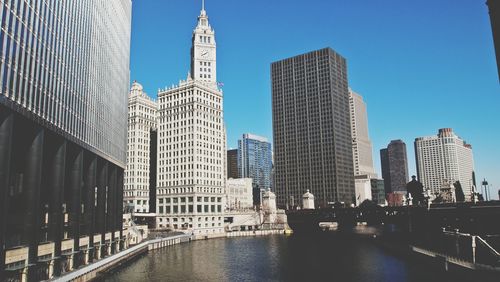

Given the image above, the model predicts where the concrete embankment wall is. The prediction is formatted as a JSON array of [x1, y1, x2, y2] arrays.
[[53, 230, 286, 281], [226, 229, 285, 238], [50, 235, 190, 282]]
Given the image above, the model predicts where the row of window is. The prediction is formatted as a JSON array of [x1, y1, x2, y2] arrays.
[[158, 204, 222, 214]]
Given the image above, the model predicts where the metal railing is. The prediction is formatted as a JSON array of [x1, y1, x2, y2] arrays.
[[415, 228, 500, 267]]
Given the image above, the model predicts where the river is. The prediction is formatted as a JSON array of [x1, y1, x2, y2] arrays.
[[102, 232, 477, 282]]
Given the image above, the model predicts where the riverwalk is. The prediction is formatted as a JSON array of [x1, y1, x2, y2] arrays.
[[51, 229, 286, 282], [50, 234, 191, 282]]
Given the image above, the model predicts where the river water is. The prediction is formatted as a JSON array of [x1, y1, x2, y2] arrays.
[[102, 232, 475, 282]]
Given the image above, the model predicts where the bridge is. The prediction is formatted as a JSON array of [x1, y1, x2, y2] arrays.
[[286, 201, 500, 273], [286, 201, 500, 235]]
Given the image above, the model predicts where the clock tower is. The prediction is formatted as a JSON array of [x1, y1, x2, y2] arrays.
[[191, 0, 217, 88]]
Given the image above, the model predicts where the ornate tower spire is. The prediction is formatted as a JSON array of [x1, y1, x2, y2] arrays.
[[190, 0, 217, 88]]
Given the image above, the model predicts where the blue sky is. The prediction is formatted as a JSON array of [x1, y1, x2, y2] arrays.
[[130, 0, 499, 199]]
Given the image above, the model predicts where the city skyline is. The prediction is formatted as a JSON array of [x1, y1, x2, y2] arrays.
[[1, 1, 499, 280], [130, 1, 500, 199]]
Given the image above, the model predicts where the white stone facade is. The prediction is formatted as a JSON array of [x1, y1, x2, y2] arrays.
[[124, 82, 158, 213], [156, 4, 226, 236], [415, 128, 475, 199], [302, 190, 315, 209], [226, 178, 253, 211], [349, 89, 377, 178], [262, 190, 277, 214], [191, 2, 217, 89], [354, 175, 373, 206]]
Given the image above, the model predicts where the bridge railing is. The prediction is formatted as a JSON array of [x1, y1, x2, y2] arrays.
[[416, 229, 500, 266]]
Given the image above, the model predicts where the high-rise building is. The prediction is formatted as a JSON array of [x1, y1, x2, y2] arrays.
[[124, 82, 158, 214], [415, 128, 475, 199], [349, 89, 377, 178], [487, 0, 500, 81], [380, 140, 409, 194], [227, 149, 239, 179], [0, 0, 131, 279], [238, 133, 273, 205], [156, 3, 225, 236], [272, 48, 355, 208]]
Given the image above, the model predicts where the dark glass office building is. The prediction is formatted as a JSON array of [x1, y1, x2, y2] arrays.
[[0, 1, 131, 280], [238, 133, 273, 206], [227, 149, 239, 179], [380, 140, 409, 194], [271, 48, 355, 209]]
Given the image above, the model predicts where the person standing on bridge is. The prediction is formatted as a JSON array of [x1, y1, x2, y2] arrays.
[[406, 175, 425, 206]]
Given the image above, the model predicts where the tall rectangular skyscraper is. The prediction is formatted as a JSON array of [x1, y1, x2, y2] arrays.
[[227, 149, 239, 179], [238, 134, 273, 189], [124, 82, 158, 214], [238, 133, 273, 205], [380, 140, 409, 194], [415, 128, 475, 199], [0, 0, 131, 279], [349, 89, 376, 178], [271, 48, 355, 208], [156, 3, 226, 236]]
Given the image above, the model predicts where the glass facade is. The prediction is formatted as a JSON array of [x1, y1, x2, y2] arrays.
[[238, 134, 273, 191], [0, 0, 131, 166], [0, 1, 131, 279]]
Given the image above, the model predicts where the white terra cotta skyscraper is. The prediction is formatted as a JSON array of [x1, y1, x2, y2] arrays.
[[124, 82, 158, 213], [156, 1, 226, 237], [415, 128, 475, 200]]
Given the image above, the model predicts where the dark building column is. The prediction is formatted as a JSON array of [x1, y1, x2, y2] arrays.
[[23, 127, 45, 271], [96, 161, 108, 256], [83, 156, 97, 262], [116, 169, 124, 251], [0, 111, 14, 277], [48, 140, 66, 276], [149, 130, 157, 213], [107, 165, 117, 253], [68, 148, 83, 267]]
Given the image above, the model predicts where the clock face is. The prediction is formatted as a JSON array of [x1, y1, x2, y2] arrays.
[[200, 49, 209, 58]]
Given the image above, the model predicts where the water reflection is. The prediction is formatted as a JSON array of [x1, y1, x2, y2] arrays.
[[103, 233, 469, 282]]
